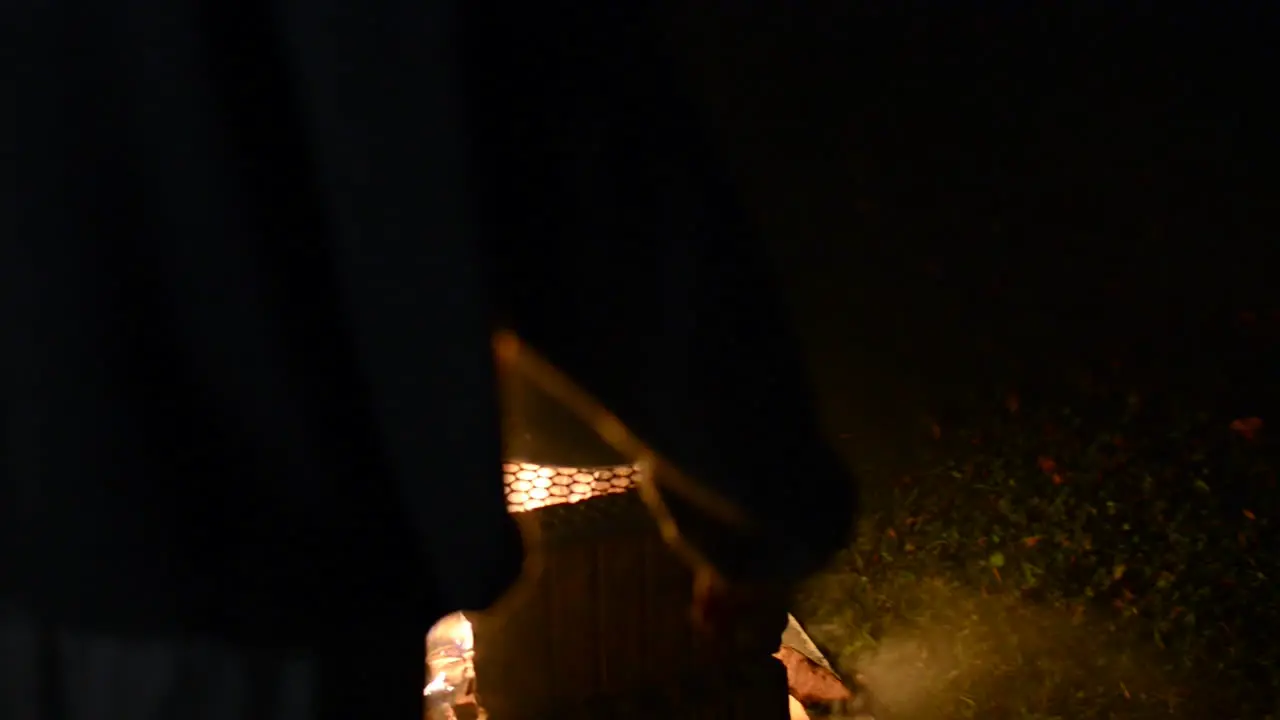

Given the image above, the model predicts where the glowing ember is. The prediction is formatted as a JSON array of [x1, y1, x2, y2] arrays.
[[424, 670, 451, 696], [425, 612, 481, 718], [501, 461, 641, 513]]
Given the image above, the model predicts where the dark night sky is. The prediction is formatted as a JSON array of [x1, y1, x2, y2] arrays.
[[661, 4, 1276, 476]]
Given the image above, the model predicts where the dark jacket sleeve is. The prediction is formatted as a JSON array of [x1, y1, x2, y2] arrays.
[[471, 3, 857, 585]]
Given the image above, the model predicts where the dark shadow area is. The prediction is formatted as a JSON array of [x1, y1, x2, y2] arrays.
[[664, 2, 1275, 486]]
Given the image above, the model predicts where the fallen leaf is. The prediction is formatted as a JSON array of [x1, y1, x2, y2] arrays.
[[1052, 473, 1065, 485], [1243, 509, 1257, 520], [1037, 456, 1057, 474], [1022, 536, 1041, 548], [1230, 417, 1264, 440], [774, 646, 853, 705]]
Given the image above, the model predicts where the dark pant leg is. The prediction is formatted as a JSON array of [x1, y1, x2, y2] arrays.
[[0, 602, 423, 720], [312, 628, 425, 720], [0, 601, 46, 720]]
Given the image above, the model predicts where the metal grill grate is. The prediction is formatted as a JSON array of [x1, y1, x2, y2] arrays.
[[501, 462, 641, 513]]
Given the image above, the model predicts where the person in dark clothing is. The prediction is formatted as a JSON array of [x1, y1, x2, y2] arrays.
[[2, 2, 857, 718]]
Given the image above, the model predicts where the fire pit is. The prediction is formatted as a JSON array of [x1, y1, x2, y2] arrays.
[[425, 460, 791, 720], [422, 332, 798, 717], [424, 462, 641, 720]]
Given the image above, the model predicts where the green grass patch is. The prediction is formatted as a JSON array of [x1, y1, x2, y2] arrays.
[[798, 373, 1277, 719]]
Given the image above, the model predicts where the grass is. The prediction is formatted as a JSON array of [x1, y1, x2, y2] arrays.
[[794, 317, 1279, 719]]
